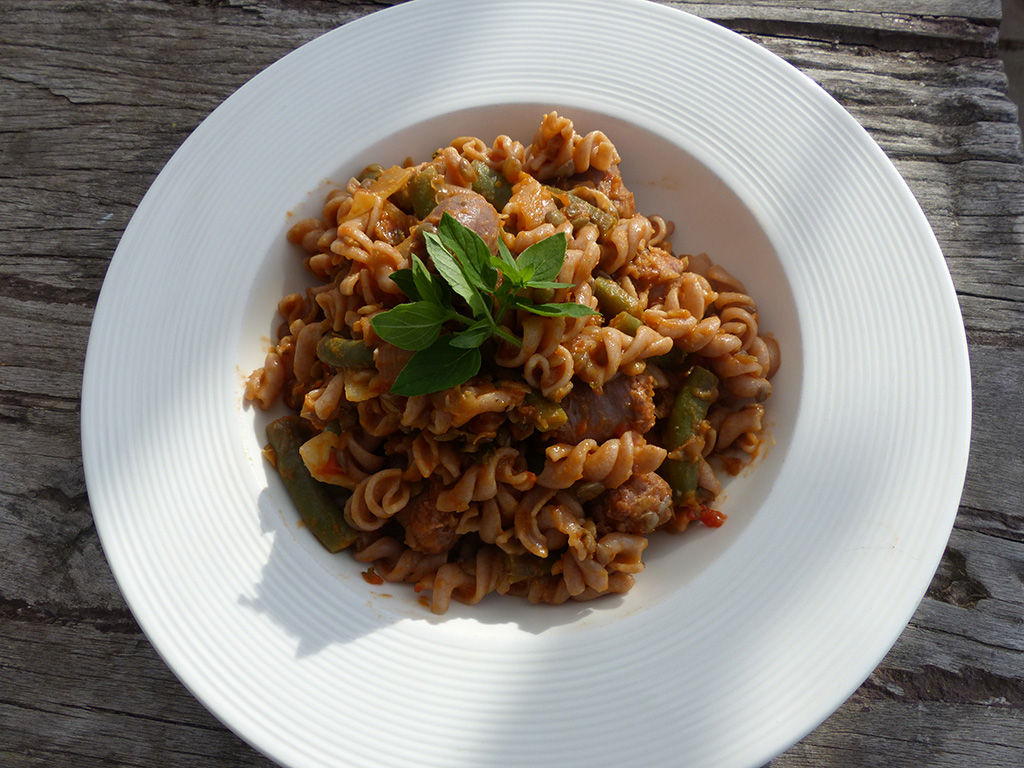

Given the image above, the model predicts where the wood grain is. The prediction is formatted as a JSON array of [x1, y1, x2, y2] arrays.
[[1, 1, 1021, 766]]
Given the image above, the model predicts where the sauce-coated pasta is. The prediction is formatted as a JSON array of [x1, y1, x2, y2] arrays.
[[246, 113, 779, 612]]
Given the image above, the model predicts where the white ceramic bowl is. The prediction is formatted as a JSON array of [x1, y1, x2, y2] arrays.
[[82, 1, 971, 766]]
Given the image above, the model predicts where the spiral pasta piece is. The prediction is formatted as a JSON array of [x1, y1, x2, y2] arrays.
[[344, 468, 411, 531], [537, 431, 667, 490], [299, 429, 384, 489], [571, 324, 673, 389], [403, 432, 462, 484], [436, 447, 536, 513], [522, 344, 575, 402], [353, 536, 446, 584], [600, 215, 655, 274], [523, 112, 621, 180]]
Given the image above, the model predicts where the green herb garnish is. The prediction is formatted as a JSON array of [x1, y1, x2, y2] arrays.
[[371, 213, 598, 396]]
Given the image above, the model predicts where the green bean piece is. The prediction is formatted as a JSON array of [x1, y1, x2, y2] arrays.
[[409, 165, 439, 219], [609, 310, 643, 337], [545, 208, 568, 227], [504, 552, 553, 582], [651, 347, 688, 370], [545, 187, 618, 236], [356, 163, 384, 182], [523, 391, 568, 432], [265, 416, 357, 553], [572, 481, 606, 503], [531, 286, 556, 304], [659, 366, 718, 504], [470, 161, 513, 211], [565, 193, 617, 236], [316, 335, 375, 369], [594, 276, 641, 317]]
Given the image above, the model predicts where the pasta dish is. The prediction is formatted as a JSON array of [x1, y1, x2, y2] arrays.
[[245, 113, 779, 612]]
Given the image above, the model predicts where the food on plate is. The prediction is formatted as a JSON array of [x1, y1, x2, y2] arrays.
[[245, 112, 780, 612]]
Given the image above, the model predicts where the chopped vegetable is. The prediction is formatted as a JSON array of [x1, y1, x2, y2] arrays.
[[609, 310, 644, 337], [522, 391, 569, 432], [356, 163, 383, 181], [470, 160, 513, 210], [594, 276, 641, 317], [409, 165, 440, 219], [504, 552, 552, 582], [315, 336, 375, 369], [659, 366, 718, 504], [547, 187, 618, 236], [572, 481, 606, 503], [265, 416, 357, 552]]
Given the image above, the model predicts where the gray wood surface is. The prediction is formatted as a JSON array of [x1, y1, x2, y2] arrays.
[[2, 0, 1021, 766]]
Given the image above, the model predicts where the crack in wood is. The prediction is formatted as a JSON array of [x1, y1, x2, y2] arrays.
[[0, 596, 139, 634], [863, 664, 1024, 706], [0, 275, 101, 307], [955, 506, 1024, 544], [727, 17, 996, 56]]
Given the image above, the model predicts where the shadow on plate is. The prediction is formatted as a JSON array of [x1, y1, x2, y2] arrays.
[[238, 467, 622, 659]]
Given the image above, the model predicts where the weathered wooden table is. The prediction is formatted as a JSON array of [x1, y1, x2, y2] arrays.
[[2, 1, 1022, 765]]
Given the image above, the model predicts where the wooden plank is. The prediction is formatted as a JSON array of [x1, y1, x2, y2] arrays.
[[0, 615, 276, 768], [1, 0, 1022, 766]]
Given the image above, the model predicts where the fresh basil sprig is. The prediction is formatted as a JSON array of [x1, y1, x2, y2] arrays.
[[370, 212, 598, 396]]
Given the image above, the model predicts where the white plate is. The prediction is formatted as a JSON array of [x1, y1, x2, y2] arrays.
[[81, 1, 971, 766]]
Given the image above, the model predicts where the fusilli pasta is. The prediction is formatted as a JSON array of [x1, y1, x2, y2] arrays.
[[247, 113, 780, 613]]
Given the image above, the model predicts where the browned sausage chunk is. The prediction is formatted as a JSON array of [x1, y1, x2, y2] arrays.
[[425, 190, 502, 254], [550, 373, 656, 444], [401, 487, 460, 555], [590, 472, 673, 535]]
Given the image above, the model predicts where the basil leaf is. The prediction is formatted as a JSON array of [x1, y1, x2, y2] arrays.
[[410, 254, 442, 306], [494, 326, 522, 347], [424, 230, 481, 309], [515, 232, 566, 283], [388, 268, 419, 300], [494, 239, 522, 284], [449, 319, 491, 349], [369, 301, 448, 351], [516, 300, 600, 318], [390, 337, 482, 396], [438, 212, 493, 283], [479, 260, 500, 292], [523, 280, 575, 290]]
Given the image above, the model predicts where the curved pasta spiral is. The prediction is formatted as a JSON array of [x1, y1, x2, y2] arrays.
[[534, 492, 597, 561], [353, 536, 446, 584], [436, 447, 536, 513], [425, 546, 509, 614], [536, 431, 667, 490], [496, 316, 565, 368], [456, 485, 521, 549], [523, 112, 621, 180], [571, 324, 673, 389], [600, 215, 655, 274], [521, 344, 575, 402], [298, 429, 384, 489], [402, 432, 462, 484], [344, 468, 411, 531], [244, 349, 285, 409]]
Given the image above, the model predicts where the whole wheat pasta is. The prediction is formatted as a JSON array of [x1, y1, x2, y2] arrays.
[[247, 112, 781, 612]]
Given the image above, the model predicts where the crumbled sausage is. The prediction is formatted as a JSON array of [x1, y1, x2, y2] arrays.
[[590, 472, 673, 535], [550, 373, 656, 444], [401, 486, 459, 555]]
